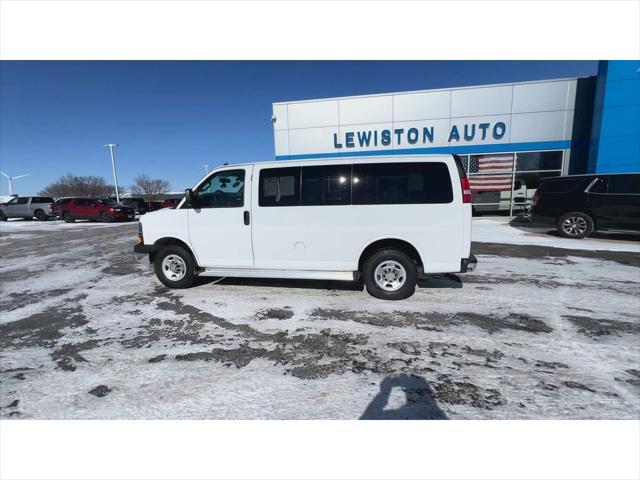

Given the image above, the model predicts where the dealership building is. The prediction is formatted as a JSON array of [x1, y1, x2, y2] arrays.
[[271, 60, 639, 215]]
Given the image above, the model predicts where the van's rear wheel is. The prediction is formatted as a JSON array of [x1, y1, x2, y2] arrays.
[[558, 212, 594, 239], [35, 210, 47, 221], [363, 249, 417, 300], [154, 245, 196, 289]]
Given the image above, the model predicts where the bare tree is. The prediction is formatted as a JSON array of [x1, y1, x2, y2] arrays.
[[130, 175, 170, 202], [39, 174, 117, 198]]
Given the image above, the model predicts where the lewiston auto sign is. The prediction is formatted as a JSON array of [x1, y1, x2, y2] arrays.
[[333, 121, 507, 150]]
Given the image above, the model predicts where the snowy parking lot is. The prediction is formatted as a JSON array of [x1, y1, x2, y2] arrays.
[[1, 218, 639, 419]]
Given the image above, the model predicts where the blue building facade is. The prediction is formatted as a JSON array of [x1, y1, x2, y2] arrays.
[[588, 60, 640, 173]]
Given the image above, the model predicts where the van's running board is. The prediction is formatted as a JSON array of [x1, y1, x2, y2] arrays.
[[199, 268, 356, 281]]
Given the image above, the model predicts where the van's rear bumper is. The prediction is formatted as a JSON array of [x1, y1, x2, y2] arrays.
[[134, 244, 152, 263], [460, 254, 477, 273]]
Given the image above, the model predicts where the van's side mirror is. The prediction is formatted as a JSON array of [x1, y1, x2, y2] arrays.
[[185, 188, 198, 208]]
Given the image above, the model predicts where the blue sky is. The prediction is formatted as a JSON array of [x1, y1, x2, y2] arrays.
[[0, 61, 598, 195]]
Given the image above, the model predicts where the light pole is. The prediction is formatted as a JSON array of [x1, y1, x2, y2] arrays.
[[104, 144, 121, 203], [203, 164, 209, 175]]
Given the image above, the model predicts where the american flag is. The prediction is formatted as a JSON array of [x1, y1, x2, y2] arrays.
[[468, 154, 514, 192]]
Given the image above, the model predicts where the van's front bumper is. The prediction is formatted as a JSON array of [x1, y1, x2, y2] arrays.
[[133, 244, 152, 263], [460, 254, 477, 273]]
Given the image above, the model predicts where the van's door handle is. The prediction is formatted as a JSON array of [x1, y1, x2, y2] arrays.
[[243, 210, 250, 225]]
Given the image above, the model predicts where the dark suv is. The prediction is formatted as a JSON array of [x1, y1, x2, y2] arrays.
[[119, 197, 148, 215], [530, 173, 640, 238], [54, 197, 135, 223]]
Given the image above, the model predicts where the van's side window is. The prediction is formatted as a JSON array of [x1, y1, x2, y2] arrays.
[[301, 165, 351, 206], [259, 167, 301, 207], [194, 169, 245, 208], [352, 162, 453, 205]]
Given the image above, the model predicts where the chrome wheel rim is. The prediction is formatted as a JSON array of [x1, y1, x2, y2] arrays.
[[161, 254, 187, 281], [562, 216, 588, 236], [374, 260, 407, 292]]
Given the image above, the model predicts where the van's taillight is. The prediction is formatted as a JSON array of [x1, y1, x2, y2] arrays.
[[460, 177, 472, 203]]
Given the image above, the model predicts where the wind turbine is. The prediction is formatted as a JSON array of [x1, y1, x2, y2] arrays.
[[0, 171, 30, 196]]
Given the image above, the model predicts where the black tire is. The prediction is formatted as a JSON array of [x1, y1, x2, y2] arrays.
[[362, 249, 417, 300], [35, 210, 47, 221], [557, 211, 594, 239], [153, 245, 196, 289], [62, 212, 75, 223], [99, 212, 113, 223], [0, 211, 6, 221]]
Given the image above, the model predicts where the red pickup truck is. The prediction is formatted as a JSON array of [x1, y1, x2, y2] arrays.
[[54, 197, 136, 223]]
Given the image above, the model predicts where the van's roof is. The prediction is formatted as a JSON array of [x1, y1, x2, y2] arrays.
[[214, 154, 455, 170]]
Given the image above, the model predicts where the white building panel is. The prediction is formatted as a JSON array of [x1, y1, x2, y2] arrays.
[[448, 115, 512, 145], [512, 81, 570, 113], [563, 109, 576, 140], [273, 130, 289, 157], [288, 126, 336, 155], [393, 90, 451, 122], [338, 123, 393, 153], [451, 85, 512, 117], [288, 100, 339, 129], [272, 104, 289, 131], [392, 119, 451, 148], [565, 80, 578, 110], [339, 95, 392, 125], [510, 111, 568, 143], [273, 77, 586, 160]]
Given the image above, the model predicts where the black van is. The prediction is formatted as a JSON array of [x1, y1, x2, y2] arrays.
[[530, 173, 640, 238]]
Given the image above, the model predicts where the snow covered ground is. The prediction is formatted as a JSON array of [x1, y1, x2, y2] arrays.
[[0, 219, 639, 419], [473, 217, 640, 252]]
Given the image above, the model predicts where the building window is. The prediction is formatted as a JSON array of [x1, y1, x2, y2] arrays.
[[464, 150, 565, 216], [512, 150, 564, 215], [467, 153, 515, 215], [516, 151, 563, 171]]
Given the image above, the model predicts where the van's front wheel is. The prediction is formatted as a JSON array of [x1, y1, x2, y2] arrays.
[[363, 249, 417, 300], [154, 245, 196, 289]]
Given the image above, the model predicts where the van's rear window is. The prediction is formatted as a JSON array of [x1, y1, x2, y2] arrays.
[[352, 162, 453, 205]]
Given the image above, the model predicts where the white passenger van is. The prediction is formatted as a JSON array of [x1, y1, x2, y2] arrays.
[[134, 155, 476, 300]]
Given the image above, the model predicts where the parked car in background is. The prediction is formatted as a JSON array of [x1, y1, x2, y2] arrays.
[[119, 197, 148, 215], [0, 196, 54, 221], [147, 201, 164, 212], [160, 198, 180, 209], [134, 155, 476, 300], [55, 197, 135, 223], [530, 173, 640, 238]]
